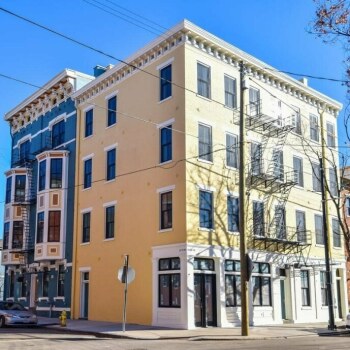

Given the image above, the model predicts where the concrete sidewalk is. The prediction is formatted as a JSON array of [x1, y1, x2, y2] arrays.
[[37, 317, 350, 340]]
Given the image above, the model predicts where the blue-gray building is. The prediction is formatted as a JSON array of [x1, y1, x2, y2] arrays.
[[1, 69, 93, 317]]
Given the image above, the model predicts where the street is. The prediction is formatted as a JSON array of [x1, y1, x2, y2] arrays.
[[0, 327, 349, 350]]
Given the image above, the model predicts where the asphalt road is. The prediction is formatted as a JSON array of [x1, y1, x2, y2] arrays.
[[0, 327, 349, 350]]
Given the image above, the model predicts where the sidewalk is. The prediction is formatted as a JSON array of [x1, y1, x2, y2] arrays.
[[37, 317, 350, 340]]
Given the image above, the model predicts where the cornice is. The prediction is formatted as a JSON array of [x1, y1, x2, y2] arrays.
[[6, 69, 94, 134], [73, 19, 341, 115]]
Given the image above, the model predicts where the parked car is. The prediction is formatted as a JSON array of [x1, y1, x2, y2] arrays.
[[0, 301, 38, 327], [347, 313, 350, 329]]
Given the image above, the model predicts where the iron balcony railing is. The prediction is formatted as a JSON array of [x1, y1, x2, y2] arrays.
[[252, 223, 311, 244]]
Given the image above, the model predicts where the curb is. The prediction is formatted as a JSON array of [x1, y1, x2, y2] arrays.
[[318, 330, 350, 337], [36, 324, 323, 341]]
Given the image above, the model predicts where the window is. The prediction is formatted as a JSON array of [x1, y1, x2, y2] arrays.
[[57, 265, 65, 297], [320, 271, 328, 306], [82, 212, 91, 243], [14, 175, 26, 202], [226, 133, 238, 168], [12, 221, 24, 249], [273, 150, 284, 181], [275, 205, 286, 239], [193, 258, 215, 271], [249, 87, 260, 116], [3, 222, 9, 250], [20, 275, 27, 298], [225, 260, 241, 307], [332, 218, 341, 248], [292, 106, 301, 134], [326, 122, 335, 148], [42, 268, 49, 297], [315, 214, 324, 245], [300, 270, 310, 306], [159, 257, 180, 270], [50, 158, 63, 189], [310, 114, 319, 142], [19, 140, 30, 161], [160, 64, 172, 100], [160, 125, 172, 163], [251, 143, 262, 175], [252, 262, 271, 306], [253, 201, 265, 236], [224, 75, 237, 108], [197, 63, 211, 98], [296, 210, 306, 243], [105, 205, 115, 239], [293, 156, 304, 187], [5, 177, 12, 203], [199, 190, 213, 229], [312, 162, 321, 192], [48, 211, 61, 242], [227, 196, 239, 232], [346, 197, 350, 217], [160, 191, 172, 230], [52, 120, 65, 147], [36, 212, 44, 244], [9, 271, 14, 297], [85, 109, 93, 137], [38, 160, 46, 192], [106, 148, 116, 181], [198, 124, 212, 162], [107, 96, 117, 126], [84, 158, 92, 189], [158, 257, 180, 307], [329, 168, 337, 197]]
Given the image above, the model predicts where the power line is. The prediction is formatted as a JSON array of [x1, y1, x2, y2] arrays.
[[82, 0, 166, 38], [1, 7, 348, 162], [264, 67, 350, 84], [1, 71, 349, 161], [0, 72, 198, 140]]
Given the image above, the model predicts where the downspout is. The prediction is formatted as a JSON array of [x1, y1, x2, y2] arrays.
[[71, 99, 82, 319]]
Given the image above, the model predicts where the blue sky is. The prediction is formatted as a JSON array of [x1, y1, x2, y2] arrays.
[[0, 0, 347, 235]]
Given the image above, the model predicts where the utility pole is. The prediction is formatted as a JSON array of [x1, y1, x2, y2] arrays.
[[319, 107, 336, 330], [319, 156, 336, 330], [239, 61, 249, 336]]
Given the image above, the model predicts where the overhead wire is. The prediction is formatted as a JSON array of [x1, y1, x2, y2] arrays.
[[0, 6, 348, 191]]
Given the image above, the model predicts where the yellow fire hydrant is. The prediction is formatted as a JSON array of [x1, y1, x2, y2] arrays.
[[59, 310, 67, 327]]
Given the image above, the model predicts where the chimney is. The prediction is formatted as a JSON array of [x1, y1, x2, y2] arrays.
[[93, 65, 107, 78], [299, 77, 308, 86]]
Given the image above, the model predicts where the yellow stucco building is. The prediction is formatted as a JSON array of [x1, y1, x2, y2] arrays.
[[71, 20, 347, 328]]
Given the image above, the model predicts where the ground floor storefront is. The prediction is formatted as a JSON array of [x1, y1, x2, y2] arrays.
[[3, 261, 71, 318], [152, 243, 348, 329]]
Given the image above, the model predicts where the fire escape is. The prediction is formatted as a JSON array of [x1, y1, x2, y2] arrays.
[[242, 98, 311, 254]]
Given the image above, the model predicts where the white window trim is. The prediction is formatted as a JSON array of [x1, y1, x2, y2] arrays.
[[82, 153, 94, 162], [158, 96, 173, 105], [157, 118, 175, 129], [80, 207, 93, 214], [79, 267, 91, 272], [157, 185, 175, 194], [83, 105, 94, 113], [103, 200, 117, 208], [197, 184, 216, 192], [156, 57, 174, 71], [105, 91, 119, 100], [16, 134, 32, 148], [104, 143, 118, 152], [225, 190, 239, 197], [48, 113, 67, 130]]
